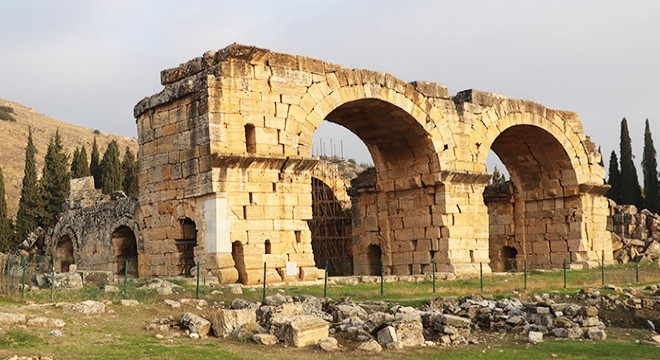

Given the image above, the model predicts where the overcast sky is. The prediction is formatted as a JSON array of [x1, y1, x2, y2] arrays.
[[1, 1, 659, 172]]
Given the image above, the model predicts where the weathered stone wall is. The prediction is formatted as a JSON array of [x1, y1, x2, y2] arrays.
[[134, 43, 612, 283], [50, 177, 141, 275]]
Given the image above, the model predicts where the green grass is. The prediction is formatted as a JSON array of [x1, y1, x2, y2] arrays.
[[0, 262, 658, 359]]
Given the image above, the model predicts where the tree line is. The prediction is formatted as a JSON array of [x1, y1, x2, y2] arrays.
[[606, 118, 660, 213], [0, 129, 138, 251]]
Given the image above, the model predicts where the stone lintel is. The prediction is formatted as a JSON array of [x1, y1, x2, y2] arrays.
[[578, 183, 610, 196], [212, 154, 319, 172]]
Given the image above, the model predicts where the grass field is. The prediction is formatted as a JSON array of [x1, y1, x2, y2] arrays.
[[0, 262, 658, 359]]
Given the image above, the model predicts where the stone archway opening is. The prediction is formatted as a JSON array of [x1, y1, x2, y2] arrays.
[[501, 246, 518, 271], [175, 218, 197, 277], [55, 235, 75, 273], [316, 99, 438, 277], [112, 226, 138, 277], [484, 125, 580, 270]]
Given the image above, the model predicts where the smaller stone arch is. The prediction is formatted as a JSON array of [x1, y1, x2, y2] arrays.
[[55, 234, 75, 273], [501, 246, 519, 272], [112, 226, 138, 277]]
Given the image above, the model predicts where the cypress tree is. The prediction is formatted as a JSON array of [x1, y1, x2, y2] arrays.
[[79, 145, 90, 177], [90, 137, 101, 188], [642, 119, 660, 213], [39, 129, 71, 228], [122, 147, 138, 198], [71, 147, 82, 178], [619, 118, 643, 208], [100, 140, 123, 194], [15, 128, 40, 243], [0, 165, 14, 252], [606, 151, 622, 204]]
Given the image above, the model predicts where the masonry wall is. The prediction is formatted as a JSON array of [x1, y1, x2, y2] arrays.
[[134, 43, 613, 283]]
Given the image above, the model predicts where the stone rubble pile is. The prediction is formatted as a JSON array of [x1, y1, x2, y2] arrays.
[[140, 287, 660, 352], [609, 205, 660, 263]]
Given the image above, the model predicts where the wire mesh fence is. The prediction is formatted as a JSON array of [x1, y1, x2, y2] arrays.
[[0, 252, 658, 303]]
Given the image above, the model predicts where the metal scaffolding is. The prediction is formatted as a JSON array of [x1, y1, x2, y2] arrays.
[[309, 165, 353, 276]]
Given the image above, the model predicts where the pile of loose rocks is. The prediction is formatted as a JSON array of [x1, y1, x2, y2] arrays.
[[143, 284, 660, 353], [610, 204, 660, 264]]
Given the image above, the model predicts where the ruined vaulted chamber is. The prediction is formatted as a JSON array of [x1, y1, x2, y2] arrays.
[[133, 43, 612, 284]]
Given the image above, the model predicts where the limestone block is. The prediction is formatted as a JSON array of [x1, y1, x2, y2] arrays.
[[283, 315, 330, 348], [242, 268, 282, 285], [212, 268, 239, 284], [299, 267, 318, 281], [210, 308, 257, 337]]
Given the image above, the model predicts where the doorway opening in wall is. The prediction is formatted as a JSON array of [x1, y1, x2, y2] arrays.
[[367, 244, 382, 276], [112, 226, 138, 277], [484, 125, 579, 271], [175, 218, 197, 277], [501, 246, 518, 271], [232, 241, 246, 284], [56, 235, 75, 273]]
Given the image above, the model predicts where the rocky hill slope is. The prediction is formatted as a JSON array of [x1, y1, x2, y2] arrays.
[[0, 97, 137, 217]]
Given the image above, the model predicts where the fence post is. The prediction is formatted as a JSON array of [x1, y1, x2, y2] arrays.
[[21, 257, 27, 299], [7, 255, 12, 293], [563, 258, 567, 289], [523, 259, 527, 290], [195, 261, 200, 300], [262, 262, 267, 303], [479, 262, 483, 293], [634, 256, 639, 283], [123, 259, 128, 299], [601, 252, 605, 286], [380, 259, 384, 297], [323, 260, 328, 298], [432, 260, 436, 294], [50, 253, 55, 302]]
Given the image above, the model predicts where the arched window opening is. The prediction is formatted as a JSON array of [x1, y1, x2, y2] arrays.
[[265, 240, 272, 254]]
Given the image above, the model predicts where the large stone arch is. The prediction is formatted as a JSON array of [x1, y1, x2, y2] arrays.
[[456, 91, 611, 269], [133, 43, 612, 282]]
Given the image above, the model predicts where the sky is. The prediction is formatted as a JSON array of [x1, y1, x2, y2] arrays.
[[1, 0, 659, 173]]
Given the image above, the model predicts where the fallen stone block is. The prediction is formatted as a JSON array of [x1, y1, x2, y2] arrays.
[[180, 313, 211, 337], [283, 315, 329, 348], [210, 308, 257, 337], [377, 326, 398, 347], [253, 333, 278, 345], [62, 300, 106, 315], [0, 312, 27, 325], [528, 331, 543, 344], [318, 336, 339, 351], [357, 339, 382, 353], [26, 317, 65, 328]]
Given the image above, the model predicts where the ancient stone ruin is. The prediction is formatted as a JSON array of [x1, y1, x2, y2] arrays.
[[127, 43, 612, 284]]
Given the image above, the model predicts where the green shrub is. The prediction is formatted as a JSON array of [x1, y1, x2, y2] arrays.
[[0, 106, 16, 122]]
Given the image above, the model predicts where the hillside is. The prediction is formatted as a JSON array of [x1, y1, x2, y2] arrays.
[[0, 97, 137, 217]]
